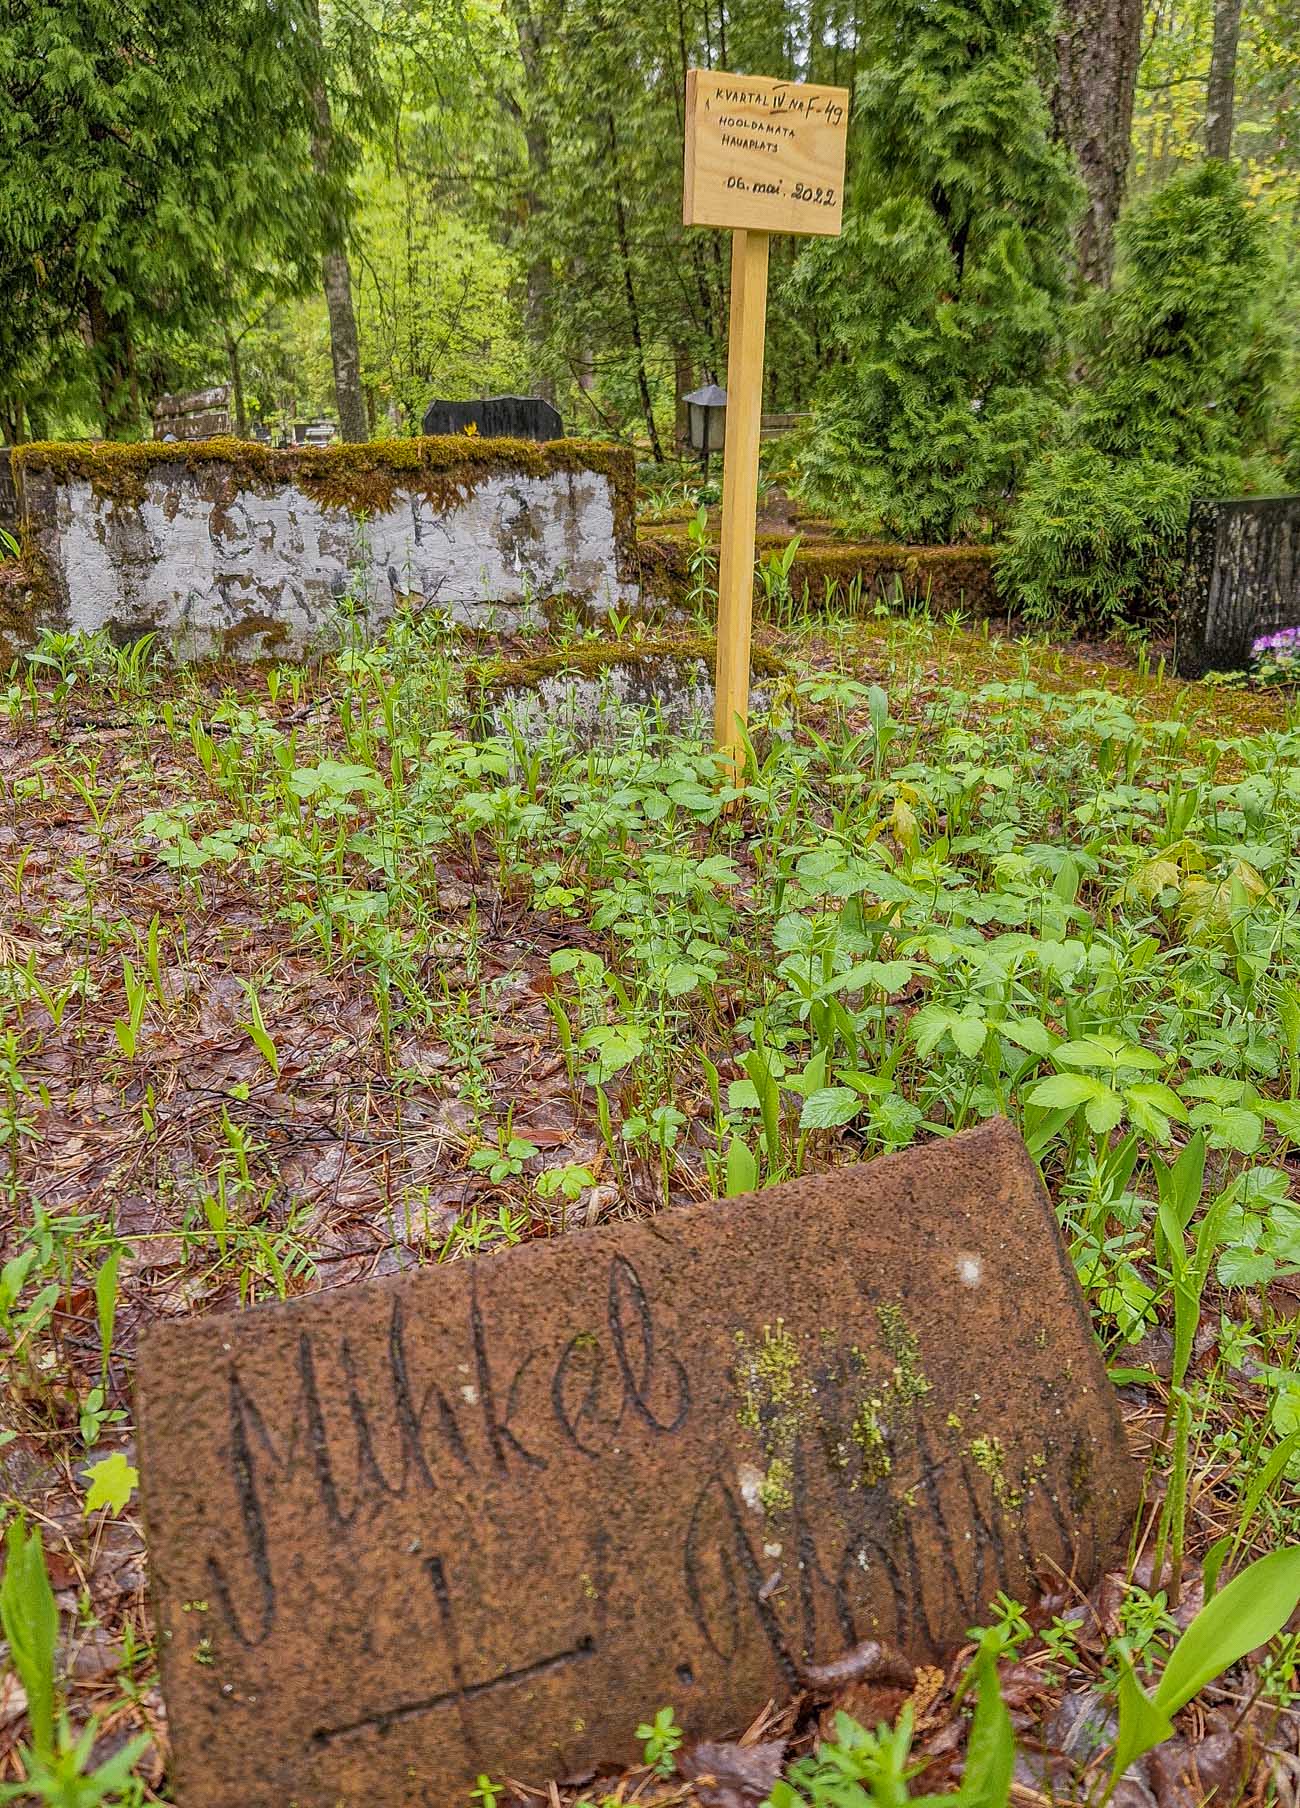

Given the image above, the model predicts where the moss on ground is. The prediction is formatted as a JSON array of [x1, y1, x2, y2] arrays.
[[638, 526, 1000, 618]]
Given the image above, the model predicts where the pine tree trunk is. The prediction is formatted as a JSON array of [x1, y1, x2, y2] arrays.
[[306, 0, 367, 442], [607, 114, 663, 462], [1205, 0, 1244, 159], [1051, 0, 1143, 288], [507, 0, 557, 404]]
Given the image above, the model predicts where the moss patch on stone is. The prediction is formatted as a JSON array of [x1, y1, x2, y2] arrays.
[[848, 1305, 933, 1491], [470, 633, 789, 699], [734, 1320, 815, 1519]]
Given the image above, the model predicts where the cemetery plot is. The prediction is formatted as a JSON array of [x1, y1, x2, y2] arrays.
[[2, 611, 1299, 1806]]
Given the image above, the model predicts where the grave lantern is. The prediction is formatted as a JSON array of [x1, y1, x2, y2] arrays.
[[682, 382, 727, 479]]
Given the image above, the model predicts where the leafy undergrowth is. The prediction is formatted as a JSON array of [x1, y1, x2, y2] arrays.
[[2, 605, 1300, 1804]]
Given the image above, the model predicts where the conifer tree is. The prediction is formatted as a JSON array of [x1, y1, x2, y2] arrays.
[[793, 0, 1081, 542], [1000, 159, 1282, 625]]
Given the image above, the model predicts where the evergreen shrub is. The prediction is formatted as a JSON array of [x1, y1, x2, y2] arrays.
[[793, 0, 1081, 544], [1001, 161, 1283, 629]]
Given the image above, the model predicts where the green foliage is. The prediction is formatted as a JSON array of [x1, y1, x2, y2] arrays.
[[1, 1520, 57, 1761], [771, 1635, 1014, 1806], [635, 1706, 684, 1777], [1109, 1546, 1300, 1792], [1002, 162, 1284, 628], [0, 0, 348, 434], [793, 0, 1081, 542], [997, 447, 1264, 627], [1074, 161, 1281, 466]]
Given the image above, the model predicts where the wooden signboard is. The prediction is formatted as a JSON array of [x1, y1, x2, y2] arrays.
[[683, 71, 849, 237], [682, 71, 849, 775]]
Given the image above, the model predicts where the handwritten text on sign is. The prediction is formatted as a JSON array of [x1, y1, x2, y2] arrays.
[[136, 1121, 1136, 1808], [683, 69, 850, 236]]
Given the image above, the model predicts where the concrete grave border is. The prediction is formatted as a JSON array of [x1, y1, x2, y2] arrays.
[[9, 436, 640, 660]]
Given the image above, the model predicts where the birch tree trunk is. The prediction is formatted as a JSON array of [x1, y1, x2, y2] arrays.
[[1050, 0, 1144, 288], [1205, 0, 1244, 159]]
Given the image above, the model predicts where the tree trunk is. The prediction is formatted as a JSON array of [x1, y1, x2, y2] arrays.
[[606, 114, 663, 462], [321, 246, 368, 441], [674, 347, 693, 449], [1205, 0, 1244, 159], [306, 0, 367, 442], [507, 0, 557, 404], [84, 284, 136, 437], [225, 330, 248, 437], [1050, 0, 1144, 288]]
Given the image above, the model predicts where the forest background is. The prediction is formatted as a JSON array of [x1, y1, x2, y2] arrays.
[[3, 0, 1299, 608]]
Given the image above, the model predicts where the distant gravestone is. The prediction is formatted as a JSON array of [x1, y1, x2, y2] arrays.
[[292, 419, 338, 447], [151, 387, 231, 442], [1176, 494, 1300, 677], [137, 1119, 1136, 1808], [422, 394, 563, 441]]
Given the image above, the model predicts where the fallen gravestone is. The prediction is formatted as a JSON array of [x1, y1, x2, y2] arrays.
[[136, 1117, 1136, 1808], [1176, 493, 1300, 677], [422, 394, 563, 441]]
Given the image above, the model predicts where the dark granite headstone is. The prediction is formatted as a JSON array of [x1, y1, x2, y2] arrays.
[[136, 1118, 1136, 1808], [1176, 494, 1300, 676], [422, 395, 563, 441]]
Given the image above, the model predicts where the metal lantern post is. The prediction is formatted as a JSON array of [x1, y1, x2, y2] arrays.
[[682, 382, 727, 482]]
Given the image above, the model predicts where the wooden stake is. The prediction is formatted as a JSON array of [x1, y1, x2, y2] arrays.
[[713, 226, 770, 776]]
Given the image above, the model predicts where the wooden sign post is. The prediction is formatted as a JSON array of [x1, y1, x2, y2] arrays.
[[683, 70, 849, 773]]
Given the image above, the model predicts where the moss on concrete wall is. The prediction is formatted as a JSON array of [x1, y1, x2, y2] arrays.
[[13, 434, 635, 537]]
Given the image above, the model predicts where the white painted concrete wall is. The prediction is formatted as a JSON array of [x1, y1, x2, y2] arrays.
[[31, 462, 638, 659]]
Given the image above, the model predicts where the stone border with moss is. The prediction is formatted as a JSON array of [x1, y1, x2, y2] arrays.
[[637, 527, 1001, 619], [11, 435, 639, 576], [469, 633, 789, 699]]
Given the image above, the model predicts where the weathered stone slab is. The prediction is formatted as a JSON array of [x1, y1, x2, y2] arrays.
[[136, 1118, 1136, 1808], [1176, 493, 1300, 677], [152, 387, 233, 442]]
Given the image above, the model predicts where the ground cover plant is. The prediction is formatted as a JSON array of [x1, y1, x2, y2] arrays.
[[2, 602, 1300, 1803]]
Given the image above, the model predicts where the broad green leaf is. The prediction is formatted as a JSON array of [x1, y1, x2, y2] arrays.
[[1084, 1086, 1126, 1135], [799, 1087, 860, 1131], [950, 1013, 988, 1058], [998, 1016, 1055, 1057], [727, 1078, 760, 1112], [724, 1136, 759, 1198], [1216, 1247, 1275, 1288], [0, 1520, 56, 1759], [1110, 1651, 1173, 1786], [1026, 1071, 1103, 1110], [1154, 1545, 1300, 1717]]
